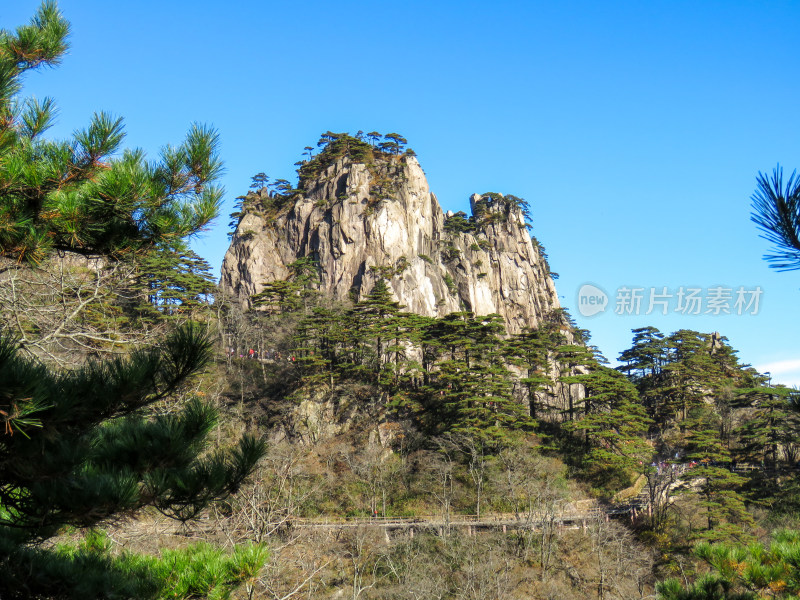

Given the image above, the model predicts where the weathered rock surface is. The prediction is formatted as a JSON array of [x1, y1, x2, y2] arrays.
[[221, 154, 562, 334]]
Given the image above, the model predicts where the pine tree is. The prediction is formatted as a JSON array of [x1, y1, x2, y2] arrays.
[[554, 342, 596, 422], [293, 305, 349, 388], [734, 380, 795, 468], [419, 312, 530, 441], [0, 4, 267, 596], [750, 165, 800, 271], [251, 256, 320, 315], [133, 243, 216, 318], [351, 278, 408, 383], [506, 323, 566, 419], [618, 326, 666, 380], [563, 365, 652, 484], [681, 406, 753, 542], [733, 376, 800, 509], [0, 324, 267, 596], [378, 132, 407, 155], [656, 529, 800, 599], [0, 3, 222, 264], [250, 171, 269, 190]]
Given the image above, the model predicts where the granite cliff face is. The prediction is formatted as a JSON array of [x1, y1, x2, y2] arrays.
[[221, 152, 562, 334]]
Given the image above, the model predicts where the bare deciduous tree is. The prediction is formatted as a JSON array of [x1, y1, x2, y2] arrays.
[[216, 442, 318, 543], [0, 254, 153, 366], [496, 447, 567, 577], [587, 517, 654, 600]]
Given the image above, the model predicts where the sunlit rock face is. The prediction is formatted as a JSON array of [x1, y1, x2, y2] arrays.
[[221, 154, 561, 334]]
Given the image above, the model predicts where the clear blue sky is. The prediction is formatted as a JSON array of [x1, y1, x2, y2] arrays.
[[6, 1, 800, 384]]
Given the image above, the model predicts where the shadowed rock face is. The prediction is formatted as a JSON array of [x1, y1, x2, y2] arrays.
[[220, 154, 562, 334]]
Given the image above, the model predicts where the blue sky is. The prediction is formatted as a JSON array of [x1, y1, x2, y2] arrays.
[[6, 1, 800, 383]]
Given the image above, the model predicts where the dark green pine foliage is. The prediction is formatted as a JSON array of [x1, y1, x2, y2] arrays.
[[0, 324, 267, 596], [350, 278, 407, 383], [563, 364, 652, 485], [288, 278, 413, 391], [505, 321, 567, 419], [443, 210, 476, 234], [0, 5, 267, 596], [420, 312, 532, 441], [298, 132, 375, 185], [0, 3, 222, 264], [750, 165, 800, 271], [734, 380, 796, 468], [554, 342, 596, 423], [733, 377, 800, 509], [617, 328, 757, 538], [618, 328, 746, 436], [661, 330, 718, 428], [388, 312, 436, 416], [251, 256, 320, 315], [681, 405, 753, 542], [619, 327, 668, 420], [378, 133, 408, 155], [618, 326, 667, 380], [628, 330, 741, 434], [133, 243, 216, 319], [618, 326, 667, 424], [552, 338, 652, 487], [293, 305, 349, 388]]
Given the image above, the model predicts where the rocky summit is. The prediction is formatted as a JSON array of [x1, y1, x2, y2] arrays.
[[221, 140, 562, 334]]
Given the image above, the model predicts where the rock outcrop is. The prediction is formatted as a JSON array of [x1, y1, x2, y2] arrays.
[[221, 151, 562, 334]]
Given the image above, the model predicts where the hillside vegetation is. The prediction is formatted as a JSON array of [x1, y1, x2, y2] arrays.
[[2, 4, 800, 599]]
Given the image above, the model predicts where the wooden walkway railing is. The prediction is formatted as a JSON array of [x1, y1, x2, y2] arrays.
[[281, 499, 627, 533]]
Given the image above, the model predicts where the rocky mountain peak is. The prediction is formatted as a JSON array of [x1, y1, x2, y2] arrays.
[[220, 135, 564, 335]]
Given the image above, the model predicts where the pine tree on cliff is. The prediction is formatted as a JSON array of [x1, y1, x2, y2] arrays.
[[363, 279, 413, 386], [379, 132, 407, 155], [352, 279, 401, 369], [562, 363, 652, 483], [251, 256, 320, 315], [420, 312, 531, 440], [506, 322, 567, 419]]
